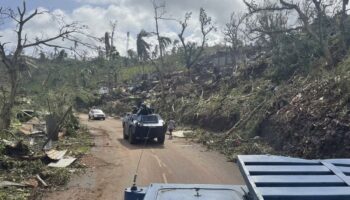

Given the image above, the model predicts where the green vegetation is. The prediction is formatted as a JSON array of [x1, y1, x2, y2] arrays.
[[0, 2, 350, 198]]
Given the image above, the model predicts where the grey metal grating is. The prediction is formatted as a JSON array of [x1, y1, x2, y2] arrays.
[[238, 155, 350, 200]]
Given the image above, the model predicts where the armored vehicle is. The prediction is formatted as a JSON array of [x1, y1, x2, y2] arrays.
[[122, 113, 166, 144]]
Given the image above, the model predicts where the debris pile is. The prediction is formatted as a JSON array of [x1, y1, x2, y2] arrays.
[[0, 110, 91, 199], [192, 129, 274, 161]]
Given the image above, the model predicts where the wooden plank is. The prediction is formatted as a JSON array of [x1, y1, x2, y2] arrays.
[[252, 175, 345, 187], [260, 187, 350, 200], [246, 165, 332, 175]]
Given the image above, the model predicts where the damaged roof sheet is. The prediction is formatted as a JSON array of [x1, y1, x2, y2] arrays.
[[48, 157, 76, 168], [45, 149, 67, 160]]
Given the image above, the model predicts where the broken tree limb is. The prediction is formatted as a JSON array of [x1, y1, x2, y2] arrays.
[[0, 181, 26, 188], [36, 174, 48, 187], [46, 106, 72, 141], [225, 98, 268, 138], [3, 129, 18, 140], [54, 106, 73, 136], [20, 110, 34, 118]]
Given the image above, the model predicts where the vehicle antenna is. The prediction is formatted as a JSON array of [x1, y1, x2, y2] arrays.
[[131, 128, 152, 191]]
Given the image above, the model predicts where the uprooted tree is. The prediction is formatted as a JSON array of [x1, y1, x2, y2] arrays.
[[0, 1, 84, 130]]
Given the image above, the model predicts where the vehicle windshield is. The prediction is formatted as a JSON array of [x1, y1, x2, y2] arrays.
[[140, 115, 158, 123], [92, 109, 103, 114]]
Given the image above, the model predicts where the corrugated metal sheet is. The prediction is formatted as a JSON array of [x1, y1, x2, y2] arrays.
[[48, 157, 76, 168], [45, 150, 67, 160], [238, 155, 350, 200]]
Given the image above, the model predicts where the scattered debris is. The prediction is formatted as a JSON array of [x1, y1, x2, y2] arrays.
[[0, 181, 26, 188], [3, 140, 30, 157], [45, 149, 67, 160], [19, 123, 33, 135], [172, 130, 193, 138], [48, 157, 76, 168], [0, 107, 91, 198], [23, 178, 39, 188], [19, 117, 46, 135], [16, 109, 35, 122], [43, 139, 53, 151], [36, 174, 48, 187]]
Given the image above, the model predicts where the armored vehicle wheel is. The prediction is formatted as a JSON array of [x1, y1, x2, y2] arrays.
[[128, 127, 136, 144], [157, 134, 165, 145], [123, 126, 128, 139]]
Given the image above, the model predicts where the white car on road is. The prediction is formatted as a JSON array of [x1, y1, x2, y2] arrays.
[[88, 109, 106, 120]]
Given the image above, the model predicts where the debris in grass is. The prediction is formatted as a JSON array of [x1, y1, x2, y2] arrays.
[[48, 157, 76, 168], [45, 149, 67, 161]]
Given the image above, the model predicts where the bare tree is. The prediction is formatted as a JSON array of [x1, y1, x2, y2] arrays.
[[104, 21, 118, 60], [224, 12, 246, 70], [244, 0, 335, 67], [0, 1, 84, 130], [152, 0, 174, 104], [178, 8, 216, 76], [340, 0, 349, 51]]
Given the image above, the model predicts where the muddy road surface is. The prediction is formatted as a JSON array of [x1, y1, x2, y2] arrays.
[[44, 114, 244, 200]]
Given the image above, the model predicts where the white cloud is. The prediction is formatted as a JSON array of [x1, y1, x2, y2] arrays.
[[75, 0, 123, 5], [0, 0, 246, 57]]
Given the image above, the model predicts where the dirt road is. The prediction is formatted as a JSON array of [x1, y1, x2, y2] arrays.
[[44, 115, 244, 200]]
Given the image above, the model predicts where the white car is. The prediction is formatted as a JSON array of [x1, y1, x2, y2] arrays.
[[88, 109, 106, 120]]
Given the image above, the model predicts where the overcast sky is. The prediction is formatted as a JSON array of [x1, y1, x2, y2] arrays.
[[0, 0, 246, 57]]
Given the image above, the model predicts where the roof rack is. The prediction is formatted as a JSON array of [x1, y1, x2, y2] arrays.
[[238, 155, 350, 200]]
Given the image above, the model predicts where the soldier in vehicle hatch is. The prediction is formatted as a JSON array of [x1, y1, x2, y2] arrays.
[[137, 103, 152, 115], [132, 106, 138, 114]]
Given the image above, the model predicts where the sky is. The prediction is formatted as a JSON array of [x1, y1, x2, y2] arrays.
[[0, 0, 246, 57]]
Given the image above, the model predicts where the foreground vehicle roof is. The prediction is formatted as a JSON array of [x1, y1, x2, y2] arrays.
[[125, 184, 247, 200], [238, 155, 350, 200], [125, 155, 350, 200]]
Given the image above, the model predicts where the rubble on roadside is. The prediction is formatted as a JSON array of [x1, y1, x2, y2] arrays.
[[0, 110, 92, 199], [171, 130, 193, 138]]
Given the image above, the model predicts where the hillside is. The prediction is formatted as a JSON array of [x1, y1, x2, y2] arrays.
[[110, 49, 350, 159]]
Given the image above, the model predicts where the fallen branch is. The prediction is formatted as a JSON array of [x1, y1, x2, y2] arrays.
[[2, 129, 18, 140], [0, 181, 26, 188], [36, 174, 48, 187], [53, 106, 73, 137], [20, 110, 33, 118], [225, 99, 268, 137]]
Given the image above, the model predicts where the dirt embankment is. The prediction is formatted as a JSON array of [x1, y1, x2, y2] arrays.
[[259, 75, 350, 158]]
